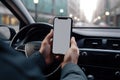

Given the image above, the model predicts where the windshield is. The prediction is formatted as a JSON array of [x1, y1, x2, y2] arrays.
[[0, 2, 19, 33], [21, 0, 120, 28]]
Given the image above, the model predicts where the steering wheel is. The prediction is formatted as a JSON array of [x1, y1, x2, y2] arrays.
[[10, 22, 52, 48], [10, 22, 57, 59], [10, 22, 63, 78]]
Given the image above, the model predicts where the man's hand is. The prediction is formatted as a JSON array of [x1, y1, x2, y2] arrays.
[[61, 37, 79, 68], [39, 29, 53, 65]]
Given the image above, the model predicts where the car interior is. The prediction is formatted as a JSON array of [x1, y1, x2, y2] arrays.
[[0, 0, 120, 80], [0, 25, 16, 41]]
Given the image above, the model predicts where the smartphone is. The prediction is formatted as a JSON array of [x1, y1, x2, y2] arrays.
[[52, 17, 72, 54]]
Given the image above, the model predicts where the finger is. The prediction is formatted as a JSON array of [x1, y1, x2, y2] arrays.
[[70, 37, 79, 54], [50, 38, 53, 45], [45, 29, 53, 41], [71, 37, 77, 47]]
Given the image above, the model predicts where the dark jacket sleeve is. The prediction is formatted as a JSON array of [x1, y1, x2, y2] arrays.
[[29, 51, 46, 71], [61, 63, 88, 80], [0, 40, 46, 80]]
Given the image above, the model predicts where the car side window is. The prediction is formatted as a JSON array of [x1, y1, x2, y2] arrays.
[[0, 2, 19, 33]]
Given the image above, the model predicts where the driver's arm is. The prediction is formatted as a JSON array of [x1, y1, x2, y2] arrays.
[[61, 63, 87, 80], [60, 37, 87, 80]]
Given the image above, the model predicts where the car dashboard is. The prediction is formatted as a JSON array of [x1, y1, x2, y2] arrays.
[[73, 28, 120, 80]]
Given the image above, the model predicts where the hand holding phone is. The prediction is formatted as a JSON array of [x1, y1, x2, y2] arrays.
[[52, 17, 73, 54]]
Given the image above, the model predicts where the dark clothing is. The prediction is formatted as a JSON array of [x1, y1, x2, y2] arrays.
[[61, 63, 87, 80], [0, 40, 45, 80], [0, 40, 87, 80]]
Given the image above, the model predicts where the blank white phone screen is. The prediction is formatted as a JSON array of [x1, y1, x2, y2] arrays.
[[53, 18, 72, 54]]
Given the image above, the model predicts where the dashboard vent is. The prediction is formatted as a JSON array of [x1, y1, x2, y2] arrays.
[[84, 39, 102, 49], [107, 40, 120, 50]]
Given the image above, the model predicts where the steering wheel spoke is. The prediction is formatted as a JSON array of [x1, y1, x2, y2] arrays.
[[15, 44, 25, 53]]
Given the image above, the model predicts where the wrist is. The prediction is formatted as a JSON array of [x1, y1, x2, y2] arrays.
[[61, 62, 68, 69], [39, 49, 43, 54], [39, 49, 45, 57]]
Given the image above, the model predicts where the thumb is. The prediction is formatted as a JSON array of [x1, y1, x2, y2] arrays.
[[71, 37, 77, 47]]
